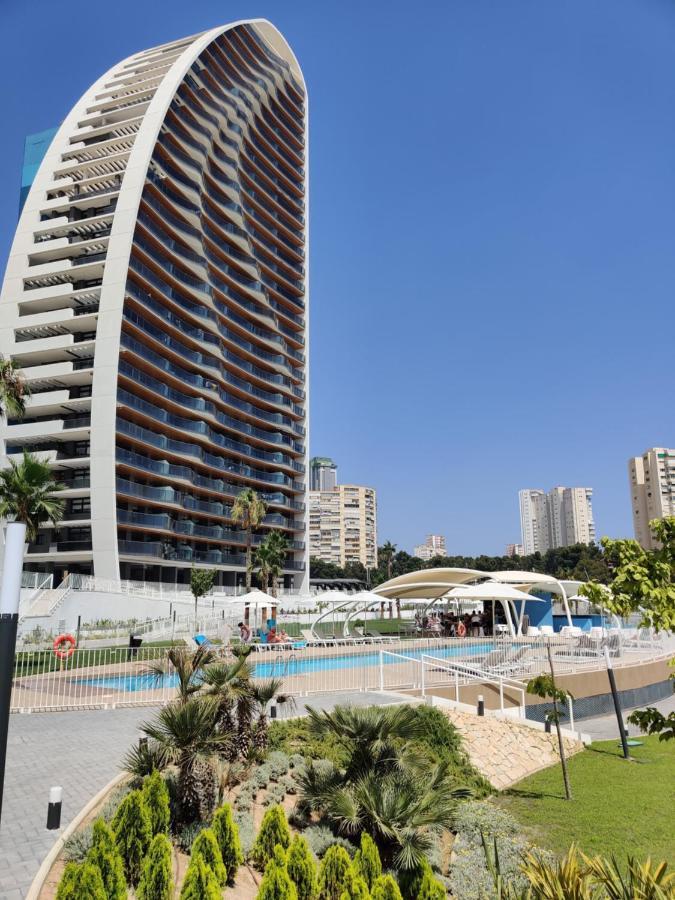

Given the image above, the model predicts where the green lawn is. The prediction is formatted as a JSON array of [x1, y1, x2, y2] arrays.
[[496, 735, 675, 863]]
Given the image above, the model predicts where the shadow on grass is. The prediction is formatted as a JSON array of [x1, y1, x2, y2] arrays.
[[501, 787, 566, 801]]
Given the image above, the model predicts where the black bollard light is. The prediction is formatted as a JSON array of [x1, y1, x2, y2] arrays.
[[477, 694, 485, 717], [270, 703, 278, 719], [545, 718, 552, 734], [47, 786, 62, 830]]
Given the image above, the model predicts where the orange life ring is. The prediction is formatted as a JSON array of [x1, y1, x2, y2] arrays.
[[53, 633, 77, 659], [456, 622, 467, 637]]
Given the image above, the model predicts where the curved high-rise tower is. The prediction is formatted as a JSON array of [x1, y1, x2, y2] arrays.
[[0, 21, 308, 589]]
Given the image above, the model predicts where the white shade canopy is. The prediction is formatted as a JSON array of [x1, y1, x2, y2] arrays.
[[313, 590, 355, 605], [234, 589, 277, 609], [373, 567, 488, 600], [447, 582, 545, 603]]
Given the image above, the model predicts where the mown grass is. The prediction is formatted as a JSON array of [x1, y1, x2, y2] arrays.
[[496, 735, 675, 863]]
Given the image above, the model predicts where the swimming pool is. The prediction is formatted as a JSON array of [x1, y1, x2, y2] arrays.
[[76, 642, 495, 693]]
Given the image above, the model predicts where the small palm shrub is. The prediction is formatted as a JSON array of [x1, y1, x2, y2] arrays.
[[137, 833, 174, 900], [258, 845, 299, 900], [180, 854, 221, 900], [86, 819, 126, 900], [212, 802, 243, 882], [252, 804, 291, 870], [371, 875, 403, 900], [287, 835, 318, 900], [56, 860, 107, 899], [353, 834, 381, 890], [190, 827, 228, 886], [142, 770, 170, 835], [112, 789, 152, 886], [318, 845, 354, 900]]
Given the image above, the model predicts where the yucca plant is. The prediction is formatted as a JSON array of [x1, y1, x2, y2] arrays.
[[520, 845, 593, 899], [584, 852, 675, 899], [145, 645, 215, 706]]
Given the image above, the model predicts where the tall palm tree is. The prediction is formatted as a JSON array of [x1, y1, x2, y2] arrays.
[[138, 697, 231, 822], [231, 488, 267, 591], [145, 645, 216, 705], [0, 356, 29, 419], [0, 451, 64, 542], [262, 529, 289, 598], [379, 541, 397, 617], [254, 542, 275, 593]]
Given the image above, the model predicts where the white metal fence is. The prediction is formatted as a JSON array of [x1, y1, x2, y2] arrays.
[[10, 631, 671, 714]]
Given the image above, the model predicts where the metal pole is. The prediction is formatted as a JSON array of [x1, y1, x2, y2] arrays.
[[605, 646, 630, 759], [76, 614, 81, 648], [0, 522, 27, 828], [477, 694, 485, 716]]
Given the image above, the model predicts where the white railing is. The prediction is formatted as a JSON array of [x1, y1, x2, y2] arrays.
[[9, 632, 671, 714]]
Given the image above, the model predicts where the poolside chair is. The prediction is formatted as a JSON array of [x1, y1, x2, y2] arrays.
[[300, 628, 332, 648], [363, 628, 397, 643], [539, 625, 554, 636], [193, 634, 213, 649]]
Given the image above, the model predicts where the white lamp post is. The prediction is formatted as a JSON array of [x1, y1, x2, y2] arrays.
[[0, 521, 27, 827]]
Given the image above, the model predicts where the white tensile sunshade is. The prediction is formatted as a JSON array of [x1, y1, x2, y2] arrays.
[[234, 589, 278, 609], [446, 582, 546, 603], [373, 567, 488, 600]]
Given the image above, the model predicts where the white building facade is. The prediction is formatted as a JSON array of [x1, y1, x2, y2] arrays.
[[629, 447, 675, 549], [0, 21, 309, 589], [309, 485, 377, 569], [413, 534, 446, 560], [519, 486, 594, 554]]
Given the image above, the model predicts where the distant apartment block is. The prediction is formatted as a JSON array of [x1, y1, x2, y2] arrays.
[[629, 447, 675, 549], [413, 534, 446, 560], [309, 484, 377, 568], [310, 456, 337, 491], [519, 487, 595, 554], [505, 543, 524, 557]]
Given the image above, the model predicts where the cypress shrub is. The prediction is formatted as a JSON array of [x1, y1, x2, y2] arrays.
[[191, 827, 228, 887], [415, 867, 445, 900], [142, 770, 171, 836], [340, 875, 371, 900], [352, 834, 381, 890], [257, 845, 298, 900], [180, 854, 222, 900], [112, 789, 152, 886], [56, 861, 107, 899], [137, 833, 174, 900], [251, 804, 291, 870], [86, 819, 126, 899], [371, 875, 403, 900], [287, 835, 318, 900], [212, 802, 243, 882], [318, 845, 354, 900]]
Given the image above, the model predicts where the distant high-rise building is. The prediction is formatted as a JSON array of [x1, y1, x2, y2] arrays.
[[310, 457, 337, 491], [505, 543, 524, 557], [519, 487, 594, 554], [309, 484, 377, 568], [413, 534, 446, 560], [629, 447, 675, 549]]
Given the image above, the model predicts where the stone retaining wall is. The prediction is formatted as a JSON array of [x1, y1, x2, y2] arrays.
[[441, 706, 584, 789]]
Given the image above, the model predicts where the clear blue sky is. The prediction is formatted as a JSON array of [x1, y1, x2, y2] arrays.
[[1, 0, 673, 555]]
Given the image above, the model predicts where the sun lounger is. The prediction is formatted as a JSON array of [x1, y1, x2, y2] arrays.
[[363, 628, 397, 643]]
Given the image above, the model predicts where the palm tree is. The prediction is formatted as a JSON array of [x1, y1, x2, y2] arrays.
[[201, 654, 253, 757], [258, 530, 289, 598], [145, 645, 216, 705], [0, 451, 64, 542], [0, 356, 29, 419], [252, 677, 285, 752], [254, 542, 275, 593], [231, 488, 267, 592], [138, 697, 231, 822], [379, 541, 397, 617]]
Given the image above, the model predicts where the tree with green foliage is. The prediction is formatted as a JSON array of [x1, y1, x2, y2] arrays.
[[143, 769, 171, 835], [56, 860, 107, 900], [628, 703, 675, 742], [287, 835, 318, 900], [232, 487, 268, 591], [145, 644, 216, 706], [352, 833, 381, 891], [180, 854, 222, 900], [86, 819, 126, 900], [137, 833, 174, 900], [212, 802, 243, 882], [190, 566, 216, 628], [191, 827, 228, 886], [112, 789, 152, 886], [255, 530, 289, 597], [318, 845, 354, 900], [342, 876, 371, 900], [251, 804, 291, 870], [580, 517, 675, 631], [414, 867, 445, 900], [0, 450, 64, 542], [527, 644, 574, 801], [0, 356, 29, 418], [257, 845, 298, 900], [370, 875, 403, 900]]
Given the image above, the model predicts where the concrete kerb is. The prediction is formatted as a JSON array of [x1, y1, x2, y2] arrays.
[[25, 771, 127, 900]]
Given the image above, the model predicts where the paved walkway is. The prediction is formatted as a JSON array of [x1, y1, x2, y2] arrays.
[[579, 692, 675, 742], [0, 692, 397, 899]]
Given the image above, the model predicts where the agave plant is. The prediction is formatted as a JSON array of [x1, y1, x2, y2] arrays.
[[138, 697, 231, 822]]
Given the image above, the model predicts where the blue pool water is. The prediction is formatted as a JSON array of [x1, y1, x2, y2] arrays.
[[76, 643, 495, 693]]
